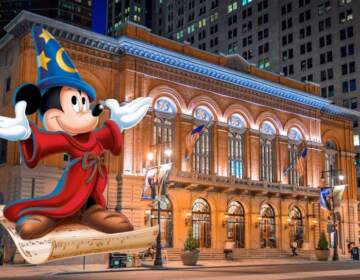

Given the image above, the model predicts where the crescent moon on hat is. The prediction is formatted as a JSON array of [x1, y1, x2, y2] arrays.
[[56, 48, 78, 73]]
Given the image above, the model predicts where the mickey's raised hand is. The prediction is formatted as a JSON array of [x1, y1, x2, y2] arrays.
[[103, 97, 151, 132], [0, 101, 31, 141]]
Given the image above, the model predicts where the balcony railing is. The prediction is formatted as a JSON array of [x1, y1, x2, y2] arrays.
[[169, 170, 319, 198]]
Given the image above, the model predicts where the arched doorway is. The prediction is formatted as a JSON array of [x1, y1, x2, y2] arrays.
[[227, 201, 245, 248], [260, 203, 276, 248], [288, 207, 304, 248], [192, 198, 211, 248], [151, 197, 173, 248]]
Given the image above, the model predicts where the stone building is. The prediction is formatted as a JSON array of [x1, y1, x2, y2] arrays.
[[0, 11, 359, 261]]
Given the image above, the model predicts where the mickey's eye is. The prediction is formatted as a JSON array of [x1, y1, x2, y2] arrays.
[[81, 97, 87, 112], [71, 95, 80, 113]]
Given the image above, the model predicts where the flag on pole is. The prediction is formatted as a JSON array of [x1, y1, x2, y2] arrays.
[[184, 124, 206, 161], [296, 146, 308, 177], [333, 184, 346, 210], [320, 187, 332, 211]]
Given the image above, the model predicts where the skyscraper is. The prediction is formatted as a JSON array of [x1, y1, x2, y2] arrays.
[[107, 0, 151, 36], [0, 0, 92, 37]]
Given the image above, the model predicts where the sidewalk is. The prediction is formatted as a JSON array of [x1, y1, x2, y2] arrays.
[[0, 257, 355, 278]]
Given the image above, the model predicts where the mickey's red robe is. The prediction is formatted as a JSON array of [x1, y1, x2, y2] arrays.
[[4, 120, 122, 223]]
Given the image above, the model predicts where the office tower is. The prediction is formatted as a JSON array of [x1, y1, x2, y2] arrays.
[[0, 0, 92, 37]]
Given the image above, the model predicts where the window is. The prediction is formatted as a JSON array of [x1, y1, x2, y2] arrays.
[[192, 198, 211, 248], [227, 1, 238, 13], [288, 207, 304, 248], [0, 139, 7, 164], [339, 9, 353, 23], [354, 135, 360, 147], [351, 97, 357, 109], [226, 201, 245, 248], [288, 128, 304, 186], [326, 34, 332, 45], [327, 68, 334, 79], [5, 77, 10, 92], [242, 0, 253, 7], [350, 79, 357, 91], [153, 98, 176, 164], [324, 141, 338, 186], [340, 26, 354, 40], [258, 58, 270, 69], [328, 85, 335, 97], [320, 53, 325, 65], [321, 87, 327, 98], [259, 203, 276, 248], [193, 107, 213, 175], [228, 114, 246, 178], [348, 44, 354, 55], [151, 197, 173, 247], [260, 121, 276, 182], [349, 62, 355, 73]]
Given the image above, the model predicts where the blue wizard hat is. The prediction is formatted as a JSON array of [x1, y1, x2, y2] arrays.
[[31, 25, 96, 101]]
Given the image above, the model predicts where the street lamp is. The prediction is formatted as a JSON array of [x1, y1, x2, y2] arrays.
[[147, 152, 155, 161], [147, 142, 172, 267], [320, 168, 344, 261]]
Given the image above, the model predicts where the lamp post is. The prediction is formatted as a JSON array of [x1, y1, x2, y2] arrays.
[[147, 143, 172, 267], [320, 167, 344, 261]]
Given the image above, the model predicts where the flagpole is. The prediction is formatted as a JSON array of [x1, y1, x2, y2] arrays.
[[320, 167, 344, 261], [147, 141, 173, 267]]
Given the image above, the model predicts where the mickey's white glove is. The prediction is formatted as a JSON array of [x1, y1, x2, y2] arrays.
[[104, 97, 151, 132], [0, 101, 31, 141]]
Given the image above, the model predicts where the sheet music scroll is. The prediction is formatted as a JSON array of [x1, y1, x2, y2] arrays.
[[0, 205, 158, 265]]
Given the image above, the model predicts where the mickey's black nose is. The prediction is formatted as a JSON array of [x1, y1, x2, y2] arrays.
[[92, 103, 103, 117]]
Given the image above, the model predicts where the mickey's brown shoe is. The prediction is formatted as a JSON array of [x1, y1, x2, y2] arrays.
[[15, 215, 58, 240], [81, 204, 134, 233]]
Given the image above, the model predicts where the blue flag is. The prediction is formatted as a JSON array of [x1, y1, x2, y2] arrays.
[[320, 187, 332, 211]]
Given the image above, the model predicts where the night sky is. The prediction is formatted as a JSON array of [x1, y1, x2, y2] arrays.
[[92, 0, 107, 34]]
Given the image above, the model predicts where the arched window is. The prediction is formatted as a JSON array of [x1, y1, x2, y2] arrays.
[[260, 203, 276, 248], [192, 198, 211, 248], [324, 140, 338, 186], [228, 114, 246, 178], [227, 201, 245, 248], [151, 196, 173, 247], [288, 206, 304, 248], [287, 127, 303, 186], [193, 106, 213, 175], [153, 97, 176, 164], [260, 121, 276, 182]]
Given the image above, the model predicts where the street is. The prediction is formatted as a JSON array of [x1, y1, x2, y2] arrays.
[[1, 261, 360, 280]]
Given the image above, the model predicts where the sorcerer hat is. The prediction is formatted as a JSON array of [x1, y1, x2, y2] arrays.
[[31, 25, 96, 101]]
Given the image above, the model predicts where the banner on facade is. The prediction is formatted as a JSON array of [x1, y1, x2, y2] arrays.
[[158, 163, 172, 197], [333, 184, 346, 210], [320, 187, 332, 211], [141, 163, 172, 201]]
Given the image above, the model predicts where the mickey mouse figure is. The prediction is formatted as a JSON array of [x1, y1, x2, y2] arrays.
[[0, 26, 151, 240]]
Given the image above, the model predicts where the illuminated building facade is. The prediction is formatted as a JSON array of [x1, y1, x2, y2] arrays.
[[0, 11, 359, 261]]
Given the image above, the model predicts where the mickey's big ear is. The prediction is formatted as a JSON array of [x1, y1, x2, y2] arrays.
[[13, 83, 41, 115]]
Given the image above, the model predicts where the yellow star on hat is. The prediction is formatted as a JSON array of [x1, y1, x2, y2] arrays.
[[38, 51, 51, 71], [39, 29, 54, 44]]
